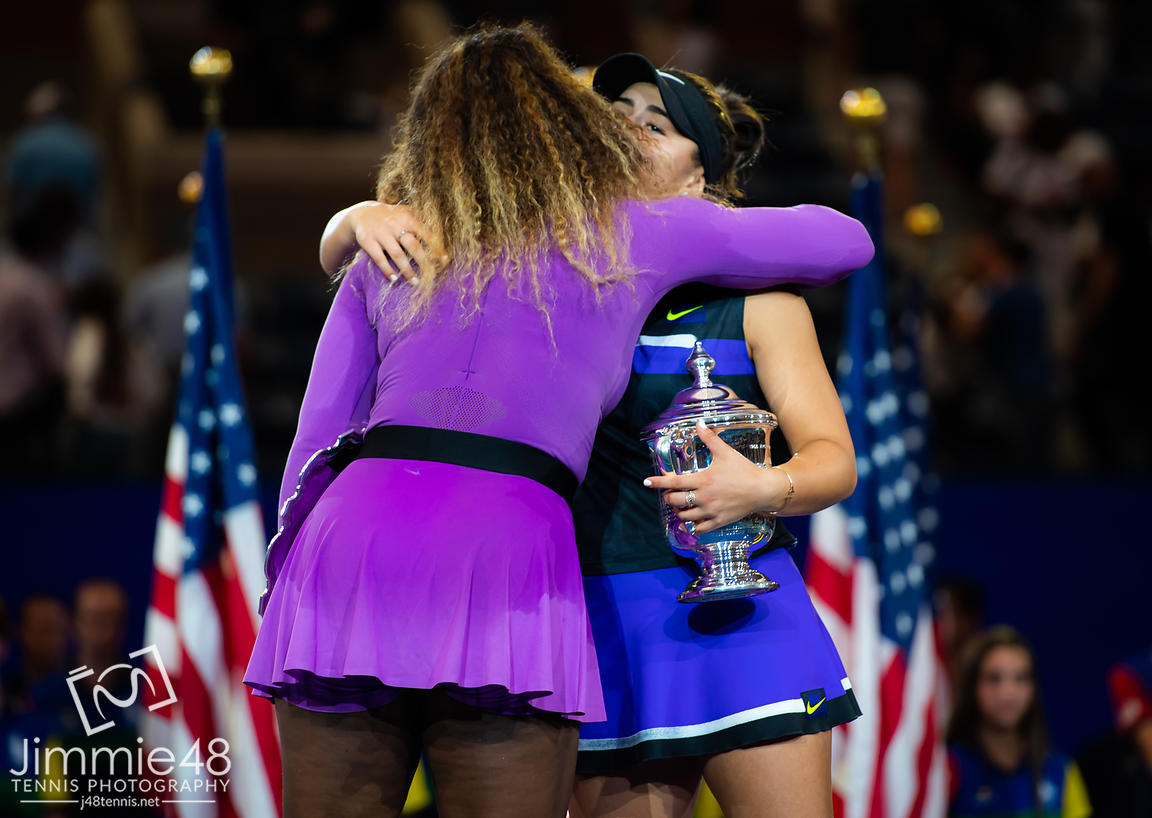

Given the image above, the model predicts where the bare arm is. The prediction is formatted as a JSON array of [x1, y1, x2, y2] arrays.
[[645, 289, 855, 531], [319, 201, 447, 281], [744, 289, 856, 511]]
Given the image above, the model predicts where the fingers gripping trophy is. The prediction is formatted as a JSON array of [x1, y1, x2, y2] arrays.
[[642, 342, 782, 602]]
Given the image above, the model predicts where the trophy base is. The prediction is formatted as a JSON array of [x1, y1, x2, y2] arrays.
[[678, 569, 780, 603]]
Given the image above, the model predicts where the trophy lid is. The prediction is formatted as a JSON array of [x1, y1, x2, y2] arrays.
[[640, 341, 776, 440]]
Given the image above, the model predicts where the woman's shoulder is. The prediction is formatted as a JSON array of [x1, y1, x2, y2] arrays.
[[342, 252, 412, 311], [342, 252, 382, 301], [1040, 747, 1075, 777], [946, 742, 984, 768], [947, 743, 1071, 773], [621, 195, 729, 223]]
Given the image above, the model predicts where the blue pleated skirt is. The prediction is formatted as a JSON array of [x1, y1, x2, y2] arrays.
[[576, 547, 860, 772]]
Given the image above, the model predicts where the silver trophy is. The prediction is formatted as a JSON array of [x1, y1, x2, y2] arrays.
[[641, 341, 781, 603]]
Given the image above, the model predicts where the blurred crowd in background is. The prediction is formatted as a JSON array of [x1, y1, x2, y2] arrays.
[[1, 0, 1149, 482]]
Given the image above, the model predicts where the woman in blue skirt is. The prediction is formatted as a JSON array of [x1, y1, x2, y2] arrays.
[[319, 53, 860, 817]]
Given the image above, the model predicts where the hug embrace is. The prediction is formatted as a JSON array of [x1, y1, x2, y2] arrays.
[[244, 22, 872, 818]]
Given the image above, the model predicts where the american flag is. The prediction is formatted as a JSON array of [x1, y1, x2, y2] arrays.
[[142, 129, 282, 817], [805, 170, 948, 818]]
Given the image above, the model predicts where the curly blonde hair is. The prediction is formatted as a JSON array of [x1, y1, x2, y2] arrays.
[[373, 23, 651, 331]]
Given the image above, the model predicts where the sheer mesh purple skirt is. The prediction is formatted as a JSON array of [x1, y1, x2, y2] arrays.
[[244, 457, 605, 722]]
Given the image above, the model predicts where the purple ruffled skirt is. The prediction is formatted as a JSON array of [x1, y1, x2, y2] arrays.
[[244, 457, 605, 722]]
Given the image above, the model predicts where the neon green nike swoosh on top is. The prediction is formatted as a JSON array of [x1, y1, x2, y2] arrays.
[[805, 696, 826, 715], [666, 305, 704, 321]]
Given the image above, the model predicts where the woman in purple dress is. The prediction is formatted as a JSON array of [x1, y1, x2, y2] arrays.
[[246, 25, 872, 818]]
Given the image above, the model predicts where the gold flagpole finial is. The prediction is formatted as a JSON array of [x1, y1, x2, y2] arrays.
[[190, 47, 233, 128], [840, 88, 886, 173], [178, 171, 204, 205], [903, 203, 942, 237]]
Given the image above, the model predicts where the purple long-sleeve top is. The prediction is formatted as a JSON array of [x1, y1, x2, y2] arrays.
[[278, 196, 873, 513]]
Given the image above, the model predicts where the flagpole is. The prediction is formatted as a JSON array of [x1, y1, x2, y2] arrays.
[[810, 84, 950, 818], [141, 46, 283, 817], [839, 87, 886, 175], [190, 46, 233, 130], [188, 47, 238, 329]]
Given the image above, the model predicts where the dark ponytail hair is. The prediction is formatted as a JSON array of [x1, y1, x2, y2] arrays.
[[664, 69, 767, 202], [946, 626, 1049, 816]]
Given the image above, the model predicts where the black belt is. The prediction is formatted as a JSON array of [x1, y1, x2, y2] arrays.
[[338, 424, 578, 506]]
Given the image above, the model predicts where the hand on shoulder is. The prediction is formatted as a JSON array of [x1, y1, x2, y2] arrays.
[[320, 201, 450, 283]]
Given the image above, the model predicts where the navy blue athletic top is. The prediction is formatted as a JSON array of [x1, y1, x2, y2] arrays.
[[574, 283, 798, 576]]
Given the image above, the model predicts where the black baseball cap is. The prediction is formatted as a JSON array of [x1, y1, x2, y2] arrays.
[[592, 53, 724, 184]]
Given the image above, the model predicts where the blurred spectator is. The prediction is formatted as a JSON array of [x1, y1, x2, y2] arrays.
[[934, 575, 986, 684], [3, 81, 104, 288], [56, 579, 150, 816], [969, 75, 1151, 473], [62, 578, 138, 745], [0, 223, 68, 475], [1065, 134, 1151, 473], [947, 626, 1091, 817], [1077, 653, 1152, 816], [0, 81, 108, 476], [72, 578, 129, 680], [60, 277, 166, 475], [123, 251, 191, 376], [4, 81, 100, 226], [0, 591, 57, 818], [977, 83, 1111, 418], [1, 594, 72, 721], [929, 230, 1053, 471]]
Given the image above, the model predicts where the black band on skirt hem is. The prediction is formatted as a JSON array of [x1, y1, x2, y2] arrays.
[[574, 689, 862, 774]]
